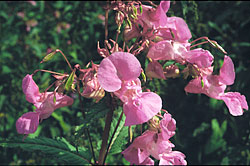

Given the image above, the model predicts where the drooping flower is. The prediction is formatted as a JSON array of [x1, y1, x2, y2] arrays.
[[185, 55, 248, 116], [16, 74, 74, 134]]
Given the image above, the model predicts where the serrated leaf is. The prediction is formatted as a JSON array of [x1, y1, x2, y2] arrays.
[[0, 137, 91, 165], [108, 108, 126, 155], [75, 97, 109, 138]]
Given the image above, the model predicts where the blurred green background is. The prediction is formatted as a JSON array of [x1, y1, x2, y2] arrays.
[[0, 1, 250, 165]]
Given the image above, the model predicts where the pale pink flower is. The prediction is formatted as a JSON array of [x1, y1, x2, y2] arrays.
[[17, 12, 25, 18], [122, 127, 186, 165], [98, 52, 162, 126], [220, 92, 248, 116], [16, 74, 74, 134], [185, 55, 248, 116], [97, 52, 141, 92]]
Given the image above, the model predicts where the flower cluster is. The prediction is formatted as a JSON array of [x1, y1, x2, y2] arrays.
[[16, 0, 248, 165], [122, 113, 187, 165]]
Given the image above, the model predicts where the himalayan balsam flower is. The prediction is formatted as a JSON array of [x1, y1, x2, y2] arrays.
[[122, 113, 187, 165], [16, 74, 74, 134], [185, 55, 248, 116], [97, 52, 162, 126]]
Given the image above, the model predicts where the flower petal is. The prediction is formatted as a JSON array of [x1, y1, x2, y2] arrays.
[[220, 92, 248, 116], [16, 112, 40, 134], [219, 55, 235, 85], [22, 74, 41, 104], [97, 52, 141, 92], [123, 92, 162, 126]]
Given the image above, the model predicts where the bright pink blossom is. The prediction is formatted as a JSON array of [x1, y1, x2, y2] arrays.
[[185, 55, 248, 116], [16, 74, 74, 134], [122, 114, 187, 165], [98, 52, 162, 126], [220, 92, 248, 116], [97, 52, 141, 92]]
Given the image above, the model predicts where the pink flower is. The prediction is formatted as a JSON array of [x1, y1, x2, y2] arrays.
[[159, 151, 187, 165], [159, 113, 176, 140], [185, 55, 248, 116], [122, 89, 162, 126], [97, 52, 141, 92], [157, 16, 192, 42], [137, 1, 170, 30], [185, 48, 214, 68], [122, 123, 187, 165], [98, 52, 162, 126], [81, 73, 105, 103], [220, 92, 248, 116], [16, 74, 74, 134]]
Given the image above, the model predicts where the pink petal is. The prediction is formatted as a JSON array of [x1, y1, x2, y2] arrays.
[[220, 92, 248, 116], [53, 93, 74, 110], [184, 77, 204, 94], [22, 74, 41, 104], [159, 0, 170, 13], [160, 113, 176, 140], [167, 16, 192, 42], [219, 55, 235, 85], [97, 52, 141, 92], [185, 48, 214, 68], [146, 60, 166, 79], [140, 157, 154, 165], [37, 93, 74, 120], [160, 151, 187, 165], [16, 112, 40, 134], [123, 92, 162, 126], [147, 40, 175, 60]]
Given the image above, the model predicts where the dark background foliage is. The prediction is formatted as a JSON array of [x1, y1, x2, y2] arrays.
[[0, 1, 249, 165]]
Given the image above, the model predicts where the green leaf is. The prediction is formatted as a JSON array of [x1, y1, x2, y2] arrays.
[[75, 97, 109, 138], [108, 107, 127, 155], [0, 137, 91, 165], [64, 70, 75, 91]]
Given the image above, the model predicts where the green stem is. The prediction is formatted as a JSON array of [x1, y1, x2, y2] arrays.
[[56, 49, 73, 72]]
